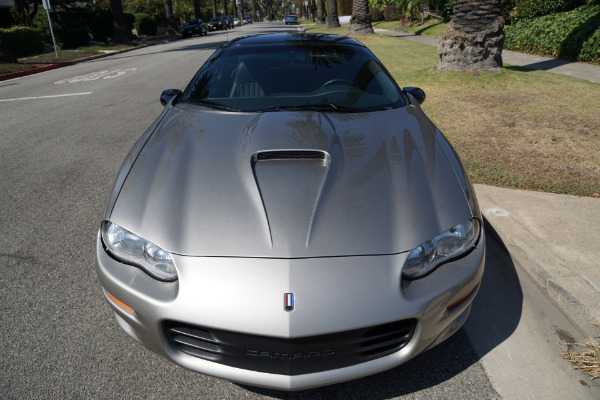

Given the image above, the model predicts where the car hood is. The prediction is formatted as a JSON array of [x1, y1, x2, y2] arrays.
[[109, 104, 473, 258]]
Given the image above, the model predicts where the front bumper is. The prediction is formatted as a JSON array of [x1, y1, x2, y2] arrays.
[[96, 233, 485, 390]]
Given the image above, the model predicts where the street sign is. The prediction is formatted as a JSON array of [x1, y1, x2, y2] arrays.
[[42, 0, 51, 10]]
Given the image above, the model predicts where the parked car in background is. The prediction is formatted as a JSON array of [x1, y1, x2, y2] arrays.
[[96, 32, 486, 391], [233, 18, 241, 27], [243, 15, 253, 24], [285, 14, 298, 25], [208, 17, 226, 31], [223, 15, 234, 29], [181, 19, 207, 38]]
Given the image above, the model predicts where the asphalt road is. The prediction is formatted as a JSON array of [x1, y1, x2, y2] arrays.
[[1, 22, 597, 399]]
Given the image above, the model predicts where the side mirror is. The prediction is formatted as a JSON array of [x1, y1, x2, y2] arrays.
[[403, 87, 426, 105], [160, 89, 183, 107]]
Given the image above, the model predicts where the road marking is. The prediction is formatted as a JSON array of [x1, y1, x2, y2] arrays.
[[55, 68, 137, 84], [0, 92, 93, 102]]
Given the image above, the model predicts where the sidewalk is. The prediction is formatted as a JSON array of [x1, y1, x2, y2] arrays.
[[475, 184, 600, 339], [374, 28, 600, 83]]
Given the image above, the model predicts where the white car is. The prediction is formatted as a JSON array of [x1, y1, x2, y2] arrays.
[[96, 33, 485, 391], [234, 18, 241, 26]]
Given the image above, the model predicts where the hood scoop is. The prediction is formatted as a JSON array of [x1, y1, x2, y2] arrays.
[[253, 150, 328, 162], [252, 150, 330, 255]]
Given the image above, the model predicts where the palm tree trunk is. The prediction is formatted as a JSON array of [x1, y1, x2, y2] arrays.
[[194, 0, 201, 19], [326, 0, 340, 28], [223, 0, 229, 16], [438, 0, 504, 71], [212, 0, 218, 18], [348, 0, 373, 36], [316, 0, 325, 24]]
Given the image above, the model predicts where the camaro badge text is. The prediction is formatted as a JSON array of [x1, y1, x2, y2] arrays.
[[284, 293, 294, 311]]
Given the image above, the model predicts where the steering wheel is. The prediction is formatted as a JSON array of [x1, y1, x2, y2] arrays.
[[320, 79, 352, 88]]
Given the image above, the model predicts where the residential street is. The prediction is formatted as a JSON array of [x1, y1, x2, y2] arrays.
[[1, 22, 598, 399]]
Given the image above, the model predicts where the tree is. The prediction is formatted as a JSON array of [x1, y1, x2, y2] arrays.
[[164, 0, 179, 33], [348, 0, 373, 35], [338, 0, 352, 15], [111, 0, 132, 43], [316, 0, 325, 23], [13, 0, 39, 26], [194, 0, 201, 19], [438, 0, 504, 71], [211, 0, 217, 17], [326, 0, 340, 27]]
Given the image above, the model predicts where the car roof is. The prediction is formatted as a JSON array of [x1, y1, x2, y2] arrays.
[[223, 32, 364, 47]]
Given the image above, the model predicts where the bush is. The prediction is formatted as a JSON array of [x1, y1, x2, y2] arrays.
[[124, 13, 135, 29], [0, 26, 44, 56], [513, 0, 586, 20], [383, 6, 401, 21], [505, 4, 600, 63], [89, 9, 113, 42], [440, 0, 455, 21], [134, 13, 157, 36], [34, 9, 90, 49], [370, 7, 384, 22], [55, 26, 90, 48]]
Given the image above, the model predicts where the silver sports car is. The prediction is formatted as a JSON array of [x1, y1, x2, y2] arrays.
[[96, 33, 485, 390]]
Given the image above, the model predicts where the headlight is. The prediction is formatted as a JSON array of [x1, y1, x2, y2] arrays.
[[101, 221, 177, 282], [402, 219, 480, 280]]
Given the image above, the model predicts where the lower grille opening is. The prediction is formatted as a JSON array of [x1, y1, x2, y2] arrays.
[[165, 319, 416, 375]]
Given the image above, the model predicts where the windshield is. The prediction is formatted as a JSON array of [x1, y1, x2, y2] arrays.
[[181, 42, 404, 112]]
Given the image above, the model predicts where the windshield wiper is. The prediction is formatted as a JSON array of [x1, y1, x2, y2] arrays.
[[259, 104, 361, 113], [184, 99, 241, 112]]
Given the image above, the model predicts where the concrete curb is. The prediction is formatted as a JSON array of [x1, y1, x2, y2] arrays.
[[0, 43, 151, 82], [0, 62, 72, 82], [475, 184, 600, 339]]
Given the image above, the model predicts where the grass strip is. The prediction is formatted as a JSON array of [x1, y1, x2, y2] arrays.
[[306, 25, 600, 197]]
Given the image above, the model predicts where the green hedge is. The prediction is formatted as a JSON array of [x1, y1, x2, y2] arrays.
[[505, 5, 600, 63], [513, 0, 586, 20], [0, 26, 44, 57]]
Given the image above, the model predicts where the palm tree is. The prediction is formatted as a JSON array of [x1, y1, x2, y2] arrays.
[[316, 0, 325, 24], [326, 0, 340, 28], [348, 0, 373, 36], [194, 0, 201, 19], [438, 0, 504, 71]]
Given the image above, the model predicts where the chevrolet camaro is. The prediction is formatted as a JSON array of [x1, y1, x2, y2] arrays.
[[96, 33, 485, 391]]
